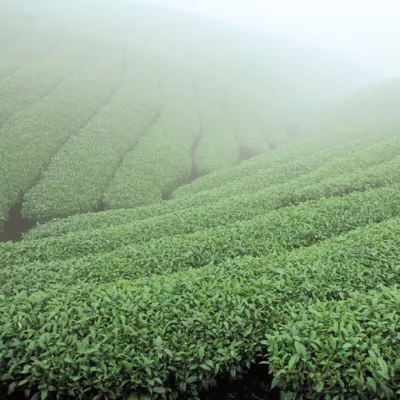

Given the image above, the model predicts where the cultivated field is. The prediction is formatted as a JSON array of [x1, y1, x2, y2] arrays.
[[0, 1, 399, 399]]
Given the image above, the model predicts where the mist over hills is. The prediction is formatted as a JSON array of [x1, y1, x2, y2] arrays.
[[0, 1, 399, 399], [0, 0, 380, 225]]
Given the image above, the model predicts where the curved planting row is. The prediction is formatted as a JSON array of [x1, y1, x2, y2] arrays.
[[0, 42, 125, 232], [4, 179, 400, 295], [1, 218, 399, 398], [27, 133, 400, 240], [193, 77, 239, 176], [173, 130, 395, 198], [22, 56, 161, 222], [2, 183, 400, 269], [102, 66, 199, 209], [266, 289, 400, 399], [170, 132, 400, 208]]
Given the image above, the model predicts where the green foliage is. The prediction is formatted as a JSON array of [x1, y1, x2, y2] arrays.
[[2, 184, 400, 287], [0, 0, 317, 230], [1, 2, 400, 399], [174, 130, 397, 198], [4, 195, 400, 299], [172, 132, 400, 208], [103, 67, 199, 209], [266, 290, 400, 399], [27, 131, 400, 239], [0, 43, 124, 228], [22, 57, 161, 222], [1, 218, 399, 398]]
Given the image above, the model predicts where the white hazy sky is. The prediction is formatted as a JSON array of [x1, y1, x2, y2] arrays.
[[141, 0, 400, 80]]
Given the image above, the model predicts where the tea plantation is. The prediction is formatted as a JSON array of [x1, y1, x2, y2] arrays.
[[0, 0, 399, 399]]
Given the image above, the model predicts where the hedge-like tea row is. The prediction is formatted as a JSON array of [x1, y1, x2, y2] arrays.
[[27, 131, 400, 239], [3, 183, 400, 278], [0, 43, 124, 231], [4, 175, 400, 295], [173, 140, 309, 198], [22, 57, 161, 222], [1, 218, 399, 398], [102, 67, 199, 209], [194, 78, 239, 176], [28, 139, 357, 238], [21, 155, 400, 266], [266, 289, 400, 399], [172, 132, 400, 207], [173, 130, 395, 198]]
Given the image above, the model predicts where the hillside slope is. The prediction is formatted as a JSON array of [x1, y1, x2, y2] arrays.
[[302, 76, 400, 139], [0, 0, 374, 229], [1, 75, 400, 398]]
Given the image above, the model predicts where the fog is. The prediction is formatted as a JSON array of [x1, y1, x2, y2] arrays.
[[142, 0, 400, 80], [1, 2, 400, 399]]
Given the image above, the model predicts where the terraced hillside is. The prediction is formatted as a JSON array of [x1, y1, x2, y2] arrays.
[[1, 70, 400, 398], [1, 0, 400, 399], [0, 0, 373, 230]]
